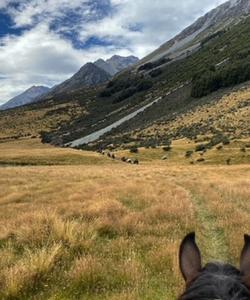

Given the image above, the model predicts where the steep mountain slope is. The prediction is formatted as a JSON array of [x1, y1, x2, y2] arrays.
[[48, 63, 111, 95], [139, 0, 250, 65], [0, 86, 50, 111], [92, 82, 250, 149]]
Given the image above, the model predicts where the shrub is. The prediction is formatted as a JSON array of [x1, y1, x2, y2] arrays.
[[162, 146, 171, 152], [138, 58, 171, 71], [129, 146, 139, 153], [138, 62, 154, 71], [136, 80, 153, 92], [185, 150, 193, 158], [150, 69, 163, 78], [40, 131, 52, 144], [222, 136, 230, 145], [195, 144, 206, 152], [197, 158, 205, 162], [99, 89, 112, 97], [143, 139, 158, 149], [113, 87, 137, 103]]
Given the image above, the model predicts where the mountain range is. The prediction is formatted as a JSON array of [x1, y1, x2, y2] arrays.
[[95, 55, 139, 76], [0, 0, 249, 149], [0, 55, 139, 110], [0, 86, 50, 111]]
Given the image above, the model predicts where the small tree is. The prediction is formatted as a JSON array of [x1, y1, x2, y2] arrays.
[[163, 145, 171, 152], [185, 150, 193, 158]]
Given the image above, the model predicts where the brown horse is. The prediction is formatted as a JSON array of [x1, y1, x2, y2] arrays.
[[179, 232, 250, 300]]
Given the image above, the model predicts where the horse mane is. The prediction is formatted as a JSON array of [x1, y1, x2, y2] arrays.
[[179, 262, 250, 300]]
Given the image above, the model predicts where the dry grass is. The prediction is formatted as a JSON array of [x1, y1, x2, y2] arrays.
[[117, 138, 250, 165], [139, 85, 250, 140], [0, 139, 249, 299], [1, 244, 62, 298], [0, 138, 113, 166], [0, 102, 86, 139]]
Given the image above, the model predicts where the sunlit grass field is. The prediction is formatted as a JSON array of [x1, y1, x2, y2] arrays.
[[0, 139, 250, 299]]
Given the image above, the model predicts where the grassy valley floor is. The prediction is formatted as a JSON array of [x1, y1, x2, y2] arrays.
[[0, 139, 249, 299]]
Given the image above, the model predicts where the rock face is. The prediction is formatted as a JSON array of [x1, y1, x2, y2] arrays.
[[0, 86, 50, 110], [95, 55, 139, 76], [140, 0, 250, 64]]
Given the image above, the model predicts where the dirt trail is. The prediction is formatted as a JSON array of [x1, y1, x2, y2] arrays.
[[177, 182, 229, 263]]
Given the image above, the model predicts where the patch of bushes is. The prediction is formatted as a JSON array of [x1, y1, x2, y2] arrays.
[[207, 134, 230, 148], [138, 62, 154, 71], [40, 131, 52, 144], [143, 139, 158, 149], [113, 87, 137, 103], [195, 144, 206, 152], [100, 75, 153, 103], [162, 146, 171, 152], [149, 69, 163, 78], [197, 158, 205, 162], [99, 89, 113, 97], [138, 58, 171, 72], [129, 146, 139, 153], [185, 150, 193, 158], [136, 80, 153, 92], [222, 136, 230, 145], [112, 79, 153, 103], [235, 48, 250, 60], [191, 61, 250, 98], [200, 30, 225, 47]]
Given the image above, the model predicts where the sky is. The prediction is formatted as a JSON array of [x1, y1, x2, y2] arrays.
[[0, 0, 227, 104]]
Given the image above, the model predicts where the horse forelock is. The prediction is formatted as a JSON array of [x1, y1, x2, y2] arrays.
[[179, 262, 250, 300]]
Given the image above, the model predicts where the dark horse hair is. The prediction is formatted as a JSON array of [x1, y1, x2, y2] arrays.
[[178, 233, 250, 300]]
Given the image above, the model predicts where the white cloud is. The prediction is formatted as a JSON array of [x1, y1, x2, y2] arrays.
[[0, 0, 228, 104], [79, 0, 227, 57], [0, 0, 10, 9], [0, 22, 132, 103], [6, 0, 90, 27]]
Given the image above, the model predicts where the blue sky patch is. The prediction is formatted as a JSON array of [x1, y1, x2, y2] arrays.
[[0, 11, 26, 37]]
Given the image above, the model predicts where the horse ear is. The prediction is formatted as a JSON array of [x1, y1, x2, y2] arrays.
[[179, 232, 202, 284], [240, 234, 250, 287]]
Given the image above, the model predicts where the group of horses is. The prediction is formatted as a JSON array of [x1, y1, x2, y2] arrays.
[[98, 150, 139, 165]]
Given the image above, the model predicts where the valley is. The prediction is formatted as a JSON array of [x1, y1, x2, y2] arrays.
[[0, 1, 250, 299]]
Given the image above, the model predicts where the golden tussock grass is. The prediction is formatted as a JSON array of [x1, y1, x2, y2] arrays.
[[0, 102, 86, 139], [1, 244, 62, 298], [139, 86, 250, 141], [0, 139, 249, 299]]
